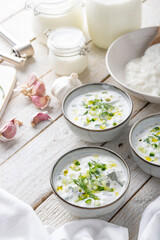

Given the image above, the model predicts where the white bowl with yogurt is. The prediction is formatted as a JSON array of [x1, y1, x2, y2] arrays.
[[62, 83, 132, 143], [129, 114, 160, 178], [50, 146, 130, 218], [106, 26, 160, 104]]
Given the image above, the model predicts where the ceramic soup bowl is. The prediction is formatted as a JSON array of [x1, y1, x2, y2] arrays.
[[50, 146, 130, 218], [106, 26, 160, 104], [129, 113, 160, 178], [62, 83, 132, 143]]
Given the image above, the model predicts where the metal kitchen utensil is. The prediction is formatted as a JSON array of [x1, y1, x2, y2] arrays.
[[0, 26, 34, 58], [0, 52, 26, 66], [108, 171, 123, 187]]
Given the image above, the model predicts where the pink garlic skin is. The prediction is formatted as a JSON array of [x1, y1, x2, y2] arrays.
[[31, 112, 51, 127], [31, 81, 46, 97], [21, 75, 46, 97], [0, 119, 23, 142], [30, 95, 50, 109], [27, 73, 38, 87]]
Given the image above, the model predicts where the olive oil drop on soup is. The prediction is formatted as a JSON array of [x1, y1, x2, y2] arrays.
[[56, 154, 128, 207], [67, 89, 130, 130]]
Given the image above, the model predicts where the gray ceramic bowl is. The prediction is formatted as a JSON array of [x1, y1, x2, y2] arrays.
[[129, 113, 160, 178], [50, 146, 130, 218], [62, 83, 132, 143], [106, 26, 160, 104]]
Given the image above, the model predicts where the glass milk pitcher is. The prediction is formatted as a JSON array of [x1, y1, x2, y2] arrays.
[[86, 0, 141, 49]]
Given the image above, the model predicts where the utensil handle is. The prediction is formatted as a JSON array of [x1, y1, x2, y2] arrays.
[[0, 26, 20, 46], [0, 52, 26, 66]]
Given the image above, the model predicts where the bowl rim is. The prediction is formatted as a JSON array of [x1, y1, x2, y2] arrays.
[[129, 113, 160, 168], [62, 82, 133, 132], [106, 26, 160, 100], [50, 146, 130, 210]]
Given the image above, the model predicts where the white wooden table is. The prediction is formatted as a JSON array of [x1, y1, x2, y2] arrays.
[[0, 1, 160, 239]]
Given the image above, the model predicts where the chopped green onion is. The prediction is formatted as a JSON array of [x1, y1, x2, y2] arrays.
[[85, 199, 92, 205], [108, 188, 114, 192], [149, 152, 155, 157], [74, 160, 80, 166]]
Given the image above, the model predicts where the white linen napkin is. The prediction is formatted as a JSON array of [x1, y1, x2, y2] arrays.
[[138, 196, 160, 240], [0, 188, 128, 240]]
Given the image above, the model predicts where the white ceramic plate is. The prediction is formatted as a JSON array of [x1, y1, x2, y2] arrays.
[[106, 26, 160, 104]]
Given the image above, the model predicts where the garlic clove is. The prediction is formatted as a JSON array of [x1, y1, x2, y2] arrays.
[[30, 95, 50, 109], [27, 73, 38, 87], [51, 73, 82, 103], [0, 119, 23, 142], [31, 81, 46, 97], [31, 112, 52, 127]]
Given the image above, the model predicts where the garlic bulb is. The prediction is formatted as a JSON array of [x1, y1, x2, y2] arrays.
[[0, 119, 23, 142], [51, 73, 82, 103]]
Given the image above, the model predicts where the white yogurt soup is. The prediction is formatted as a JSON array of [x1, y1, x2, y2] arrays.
[[55, 154, 128, 207], [124, 44, 160, 96], [136, 125, 160, 165], [66, 88, 131, 130]]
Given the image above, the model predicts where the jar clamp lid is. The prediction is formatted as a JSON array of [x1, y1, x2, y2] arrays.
[[47, 27, 89, 57]]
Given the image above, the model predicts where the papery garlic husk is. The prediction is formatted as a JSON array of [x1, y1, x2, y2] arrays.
[[0, 119, 23, 142], [30, 95, 51, 109], [51, 73, 82, 103], [31, 112, 52, 127]]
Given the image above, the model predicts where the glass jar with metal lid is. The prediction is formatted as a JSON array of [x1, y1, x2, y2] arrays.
[[25, 0, 84, 44], [47, 27, 89, 75]]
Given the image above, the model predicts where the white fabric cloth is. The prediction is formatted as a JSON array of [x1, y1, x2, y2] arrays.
[[138, 196, 160, 240], [0, 188, 128, 240]]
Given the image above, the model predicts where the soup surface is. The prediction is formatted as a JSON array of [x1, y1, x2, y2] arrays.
[[67, 89, 130, 130], [55, 154, 128, 207], [136, 125, 160, 165]]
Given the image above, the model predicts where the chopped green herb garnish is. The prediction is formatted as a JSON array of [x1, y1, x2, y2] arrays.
[[83, 110, 89, 115], [73, 176, 99, 200], [74, 160, 80, 166], [150, 127, 160, 132], [89, 118, 96, 122], [88, 162, 92, 167], [108, 188, 114, 192], [85, 199, 92, 205], [149, 152, 155, 157]]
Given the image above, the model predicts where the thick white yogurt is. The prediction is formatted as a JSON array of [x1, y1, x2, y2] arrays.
[[136, 125, 160, 165], [55, 154, 127, 207], [67, 89, 130, 130], [125, 44, 160, 96], [27, 0, 84, 44]]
